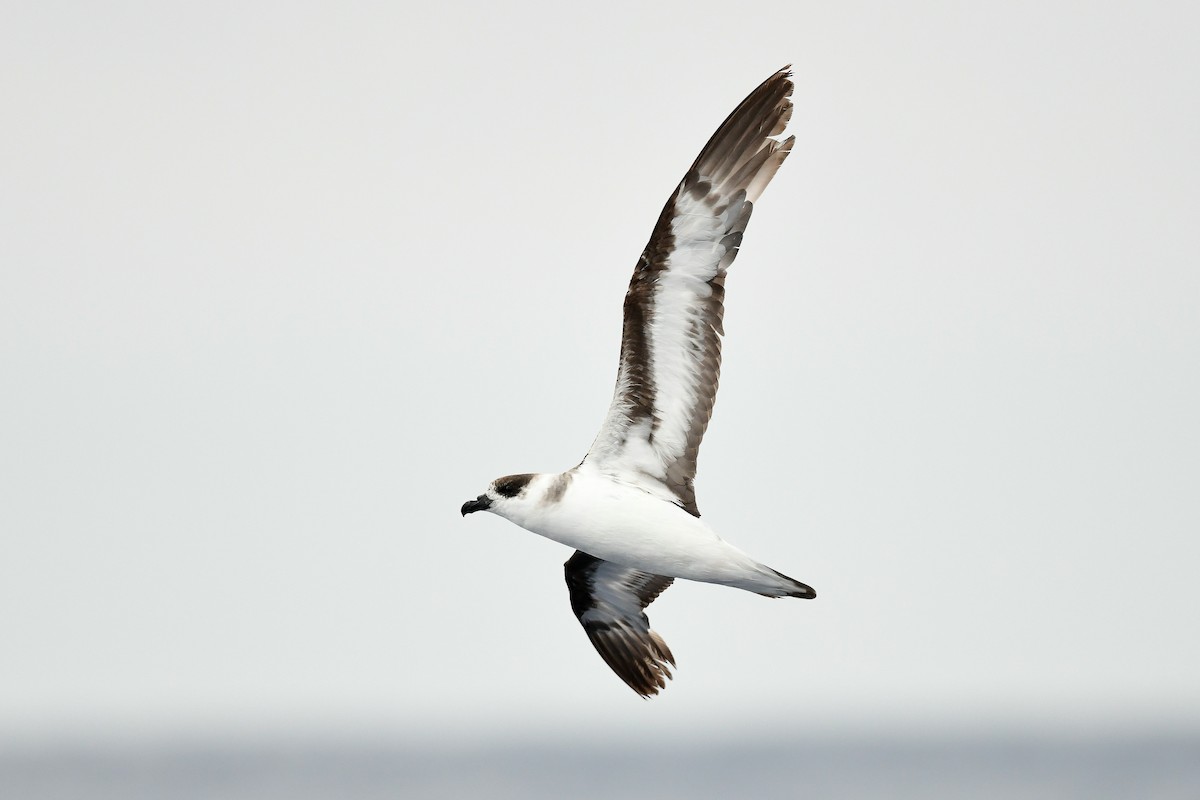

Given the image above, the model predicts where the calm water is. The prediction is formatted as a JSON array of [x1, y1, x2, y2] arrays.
[[3, 734, 1198, 799]]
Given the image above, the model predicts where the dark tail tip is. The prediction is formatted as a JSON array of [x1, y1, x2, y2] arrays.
[[769, 567, 816, 599], [791, 583, 816, 599]]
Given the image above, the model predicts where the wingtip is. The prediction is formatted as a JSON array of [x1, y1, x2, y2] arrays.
[[768, 65, 794, 95]]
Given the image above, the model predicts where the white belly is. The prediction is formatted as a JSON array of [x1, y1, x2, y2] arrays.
[[509, 471, 764, 586]]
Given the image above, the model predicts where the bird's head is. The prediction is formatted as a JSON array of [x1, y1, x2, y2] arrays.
[[460, 473, 537, 521]]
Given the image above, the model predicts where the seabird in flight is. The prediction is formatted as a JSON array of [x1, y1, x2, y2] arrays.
[[462, 67, 814, 697]]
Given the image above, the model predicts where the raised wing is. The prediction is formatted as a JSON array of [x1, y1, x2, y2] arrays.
[[564, 551, 676, 697], [584, 68, 795, 516]]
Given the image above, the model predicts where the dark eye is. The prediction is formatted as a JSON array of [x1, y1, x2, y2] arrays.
[[494, 473, 534, 498]]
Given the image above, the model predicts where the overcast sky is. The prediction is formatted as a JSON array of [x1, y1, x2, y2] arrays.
[[2, 1, 1197, 745]]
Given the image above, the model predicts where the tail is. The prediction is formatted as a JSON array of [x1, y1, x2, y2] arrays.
[[757, 567, 816, 599]]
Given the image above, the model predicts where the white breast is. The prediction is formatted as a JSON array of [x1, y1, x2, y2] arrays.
[[509, 468, 764, 586]]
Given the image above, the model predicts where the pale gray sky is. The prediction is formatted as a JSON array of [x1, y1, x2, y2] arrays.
[[2, 1, 1198, 745]]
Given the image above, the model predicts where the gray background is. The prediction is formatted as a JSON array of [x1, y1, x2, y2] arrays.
[[2, 0, 1197, 786]]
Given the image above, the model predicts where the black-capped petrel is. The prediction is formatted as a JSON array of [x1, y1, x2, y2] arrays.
[[462, 68, 814, 697]]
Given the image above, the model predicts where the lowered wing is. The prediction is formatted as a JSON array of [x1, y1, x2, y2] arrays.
[[564, 551, 676, 697]]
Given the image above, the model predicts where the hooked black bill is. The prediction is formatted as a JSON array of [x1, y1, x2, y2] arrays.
[[461, 495, 492, 516]]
